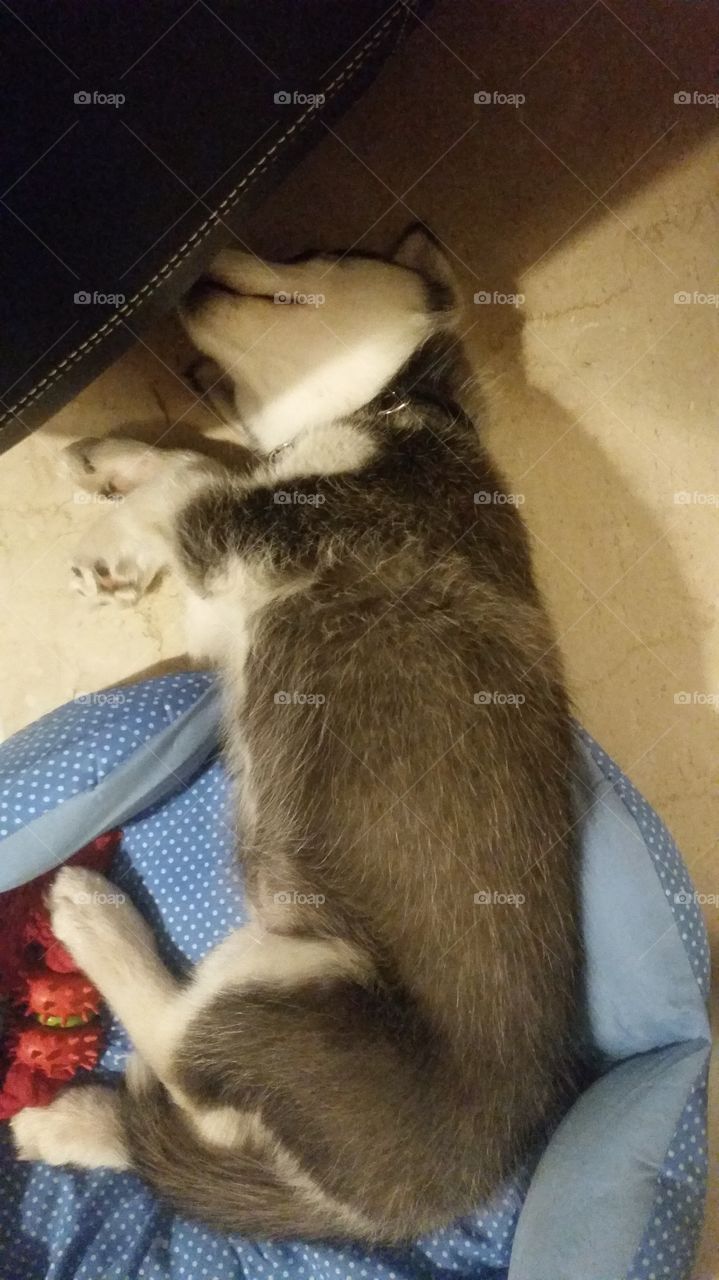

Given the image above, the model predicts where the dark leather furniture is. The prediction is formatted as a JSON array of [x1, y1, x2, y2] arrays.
[[1, 1, 427, 451]]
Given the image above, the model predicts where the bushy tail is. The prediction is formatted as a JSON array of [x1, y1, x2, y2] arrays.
[[119, 1076, 371, 1241]]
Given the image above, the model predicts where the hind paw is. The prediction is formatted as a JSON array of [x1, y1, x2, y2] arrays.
[[11, 1087, 129, 1169]]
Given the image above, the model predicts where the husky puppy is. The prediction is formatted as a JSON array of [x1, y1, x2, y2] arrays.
[[11, 229, 580, 1243]]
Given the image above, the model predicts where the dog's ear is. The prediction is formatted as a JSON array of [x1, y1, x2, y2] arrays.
[[393, 224, 457, 297]]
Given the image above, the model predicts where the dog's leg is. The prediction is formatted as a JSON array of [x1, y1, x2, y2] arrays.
[[46, 867, 181, 1078], [63, 435, 185, 496], [65, 438, 220, 605], [10, 865, 177, 1167], [70, 503, 169, 604], [43, 868, 372, 1086], [12, 865, 197, 1170], [13, 866, 375, 1201]]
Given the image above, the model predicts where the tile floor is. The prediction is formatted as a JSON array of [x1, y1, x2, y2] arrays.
[[0, 0, 716, 1271]]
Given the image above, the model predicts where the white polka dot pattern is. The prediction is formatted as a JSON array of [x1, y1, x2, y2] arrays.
[[578, 728, 711, 998], [0, 682, 709, 1280], [0, 673, 212, 841], [627, 1069, 709, 1280], [579, 729, 710, 1280]]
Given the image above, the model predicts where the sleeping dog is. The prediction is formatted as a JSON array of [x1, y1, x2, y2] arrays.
[[11, 228, 581, 1242]]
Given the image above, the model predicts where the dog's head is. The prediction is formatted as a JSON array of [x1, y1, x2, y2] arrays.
[[180, 227, 459, 453]]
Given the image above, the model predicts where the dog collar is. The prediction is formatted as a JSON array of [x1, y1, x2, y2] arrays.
[[267, 439, 293, 466], [266, 387, 411, 466], [379, 388, 410, 415]]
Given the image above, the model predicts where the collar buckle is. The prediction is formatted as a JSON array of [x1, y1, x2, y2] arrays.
[[268, 440, 293, 465], [380, 388, 409, 416]]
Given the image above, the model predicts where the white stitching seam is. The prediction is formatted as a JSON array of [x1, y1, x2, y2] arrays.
[[0, 2, 409, 428]]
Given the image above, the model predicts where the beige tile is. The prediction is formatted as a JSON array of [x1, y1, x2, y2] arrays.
[[1, 0, 716, 1269]]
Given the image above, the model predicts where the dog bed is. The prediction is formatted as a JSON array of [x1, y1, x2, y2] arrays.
[[0, 673, 710, 1280]]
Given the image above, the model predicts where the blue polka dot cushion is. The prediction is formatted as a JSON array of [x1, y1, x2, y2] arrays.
[[0, 675, 711, 1280]]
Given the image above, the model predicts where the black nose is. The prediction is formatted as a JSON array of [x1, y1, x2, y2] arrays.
[[182, 278, 217, 314], [183, 276, 239, 314]]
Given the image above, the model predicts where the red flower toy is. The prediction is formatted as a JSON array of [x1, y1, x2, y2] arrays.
[[0, 830, 120, 1119]]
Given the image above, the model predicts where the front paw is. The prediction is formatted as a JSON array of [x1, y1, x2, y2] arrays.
[[70, 510, 161, 607], [48, 867, 154, 974], [71, 547, 153, 606], [62, 436, 162, 496]]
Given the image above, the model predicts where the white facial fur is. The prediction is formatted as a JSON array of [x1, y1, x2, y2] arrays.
[[180, 250, 435, 453]]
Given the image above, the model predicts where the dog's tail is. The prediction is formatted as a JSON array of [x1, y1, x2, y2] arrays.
[[119, 1073, 374, 1242]]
